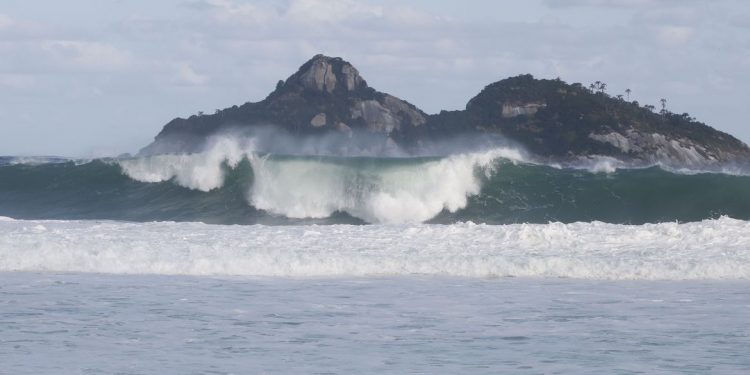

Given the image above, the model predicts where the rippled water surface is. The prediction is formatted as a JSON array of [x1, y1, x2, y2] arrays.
[[2, 272, 749, 374]]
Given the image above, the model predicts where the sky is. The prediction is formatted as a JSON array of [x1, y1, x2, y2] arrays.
[[0, 0, 748, 156]]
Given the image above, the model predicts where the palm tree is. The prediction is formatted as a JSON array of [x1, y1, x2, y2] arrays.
[[625, 88, 631, 101], [660, 98, 667, 114]]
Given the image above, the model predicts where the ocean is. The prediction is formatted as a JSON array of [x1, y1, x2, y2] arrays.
[[1, 145, 749, 373]]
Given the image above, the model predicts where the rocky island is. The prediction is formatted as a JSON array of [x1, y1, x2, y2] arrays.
[[141, 54, 750, 167]]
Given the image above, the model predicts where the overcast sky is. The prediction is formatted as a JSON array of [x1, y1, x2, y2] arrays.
[[1, 0, 748, 156]]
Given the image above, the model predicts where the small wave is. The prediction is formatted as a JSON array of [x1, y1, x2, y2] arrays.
[[1, 218, 749, 279], [0, 156, 81, 166], [555, 154, 750, 176]]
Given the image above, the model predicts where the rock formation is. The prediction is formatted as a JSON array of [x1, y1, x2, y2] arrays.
[[140, 54, 426, 155], [140, 55, 750, 168]]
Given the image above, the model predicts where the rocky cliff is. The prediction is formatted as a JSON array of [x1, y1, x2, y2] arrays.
[[140, 55, 750, 167], [434, 74, 750, 167], [141, 54, 426, 155]]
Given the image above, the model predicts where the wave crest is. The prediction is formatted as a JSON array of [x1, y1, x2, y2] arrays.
[[119, 137, 253, 192], [118, 137, 527, 224]]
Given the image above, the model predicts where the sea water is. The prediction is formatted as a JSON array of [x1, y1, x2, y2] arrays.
[[1, 218, 749, 374], [1, 273, 748, 374], [2, 145, 750, 374]]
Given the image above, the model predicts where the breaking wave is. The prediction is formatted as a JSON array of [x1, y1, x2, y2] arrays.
[[121, 138, 527, 224], [2, 137, 750, 224]]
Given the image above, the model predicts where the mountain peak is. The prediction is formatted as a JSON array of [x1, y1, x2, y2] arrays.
[[285, 54, 367, 94]]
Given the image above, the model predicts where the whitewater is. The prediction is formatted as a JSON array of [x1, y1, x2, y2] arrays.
[[118, 137, 527, 224], [2, 216, 750, 373], [4, 135, 744, 225], [1, 217, 749, 279], [3, 140, 750, 374]]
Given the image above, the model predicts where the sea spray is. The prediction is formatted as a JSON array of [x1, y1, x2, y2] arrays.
[[118, 136, 528, 223], [118, 137, 253, 191], [248, 148, 524, 223]]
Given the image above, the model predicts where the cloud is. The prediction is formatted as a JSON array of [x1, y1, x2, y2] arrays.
[[198, 0, 277, 24], [189, 0, 386, 23], [286, 0, 383, 22], [0, 13, 13, 29], [182, 0, 438, 31], [41, 41, 133, 71], [728, 12, 750, 29], [656, 25, 694, 45], [2, 0, 750, 156], [542, 0, 694, 8], [0, 73, 35, 89], [175, 63, 209, 85]]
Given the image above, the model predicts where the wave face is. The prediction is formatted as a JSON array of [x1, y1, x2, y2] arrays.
[[2, 143, 750, 224], [1, 217, 749, 279]]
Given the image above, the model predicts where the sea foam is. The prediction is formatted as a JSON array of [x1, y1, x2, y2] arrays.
[[1, 217, 749, 279], [118, 136, 526, 224], [113, 135, 750, 224], [118, 137, 251, 192], [248, 149, 522, 223]]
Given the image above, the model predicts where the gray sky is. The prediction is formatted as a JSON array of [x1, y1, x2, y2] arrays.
[[1, 0, 748, 156]]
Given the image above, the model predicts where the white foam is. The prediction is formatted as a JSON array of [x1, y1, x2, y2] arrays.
[[560, 154, 750, 176], [1, 218, 749, 280], [115, 136, 749, 224], [118, 137, 252, 192], [249, 148, 523, 224], [119, 136, 526, 223], [568, 155, 626, 173], [1, 156, 83, 166]]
